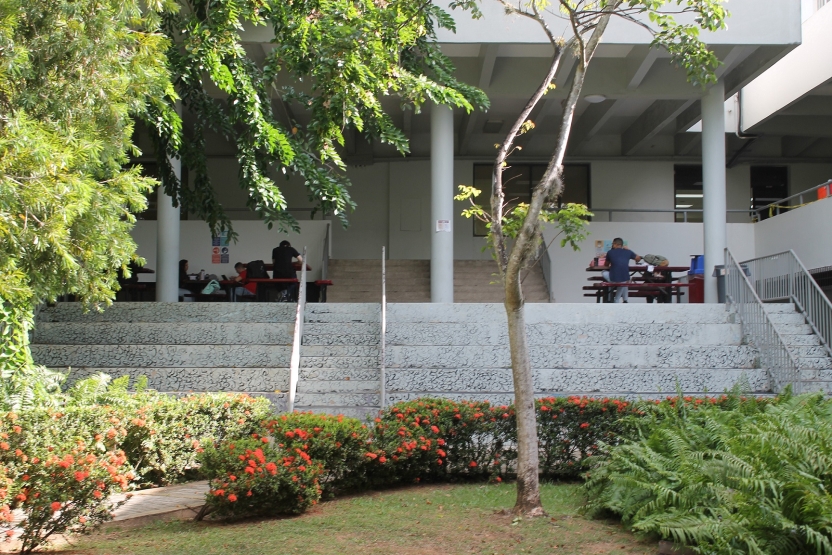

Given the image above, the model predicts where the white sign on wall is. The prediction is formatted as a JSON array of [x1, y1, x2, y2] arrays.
[[435, 219, 451, 232]]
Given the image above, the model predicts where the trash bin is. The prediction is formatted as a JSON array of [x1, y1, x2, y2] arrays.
[[713, 265, 726, 303], [688, 255, 705, 303]]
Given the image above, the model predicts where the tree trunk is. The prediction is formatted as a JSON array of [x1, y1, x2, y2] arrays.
[[505, 263, 544, 516]]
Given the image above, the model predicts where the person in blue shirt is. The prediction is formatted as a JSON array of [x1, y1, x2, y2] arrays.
[[602, 238, 642, 303]]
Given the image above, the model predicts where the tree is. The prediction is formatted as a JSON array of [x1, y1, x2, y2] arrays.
[[0, 0, 176, 409], [146, 0, 489, 236], [464, 0, 728, 515]]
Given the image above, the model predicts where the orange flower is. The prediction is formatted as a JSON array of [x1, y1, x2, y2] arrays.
[[469, 461, 477, 468], [430, 426, 439, 434], [227, 494, 237, 502], [229, 475, 237, 481], [51, 502, 61, 512], [93, 490, 102, 499], [579, 422, 590, 429]]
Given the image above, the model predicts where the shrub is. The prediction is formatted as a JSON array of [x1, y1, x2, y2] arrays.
[[199, 438, 322, 518], [372, 398, 511, 484], [584, 392, 831, 555], [261, 412, 371, 496], [66, 374, 273, 486], [0, 408, 134, 554], [535, 396, 641, 479]]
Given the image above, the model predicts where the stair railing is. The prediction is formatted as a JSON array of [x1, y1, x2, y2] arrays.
[[288, 246, 308, 413], [724, 248, 803, 393], [740, 250, 832, 358], [380, 246, 387, 409]]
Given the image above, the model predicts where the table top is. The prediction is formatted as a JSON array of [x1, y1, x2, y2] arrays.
[[586, 265, 689, 272]]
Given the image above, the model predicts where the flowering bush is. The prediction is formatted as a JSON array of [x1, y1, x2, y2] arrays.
[[261, 412, 371, 495], [533, 396, 641, 479], [371, 398, 513, 484], [0, 408, 134, 554], [199, 438, 322, 518], [119, 392, 272, 486]]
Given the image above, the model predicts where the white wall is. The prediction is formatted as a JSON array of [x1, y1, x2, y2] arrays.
[[754, 196, 832, 270], [131, 220, 330, 281], [328, 164, 390, 259], [590, 161, 675, 222], [543, 221, 756, 303]]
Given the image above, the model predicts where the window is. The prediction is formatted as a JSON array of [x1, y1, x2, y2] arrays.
[[674, 165, 703, 222], [750, 166, 788, 220], [471, 163, 590, 236]]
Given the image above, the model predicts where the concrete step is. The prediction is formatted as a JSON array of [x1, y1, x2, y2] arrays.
[[34, 323, 293, 346], [781, 333, 822, 346], [768, 312, 806, 325], [386, 303, 733, 324], [304, 323, 378, 335], [776, 323, 814, 335], [386, 322, 742, 346], [386, 345, 759, 370], [56, 367, 290, 392], [304, 304, 380, 322], [37, 303, 297, 323], [763, 303, 797, 313], [295, 392, 380, 407], [797, 356, 832, 370], [32, 344, 291, 368], [385, 368, 769, 396], [299, 368, 379, 381], [303, 334, 379, 346], [300, 356, 379, 369], [302, 346, 379, 357], [296, 380, 379, 393]]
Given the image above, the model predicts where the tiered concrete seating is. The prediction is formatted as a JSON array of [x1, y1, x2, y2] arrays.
[[32, 303, 296, 408]]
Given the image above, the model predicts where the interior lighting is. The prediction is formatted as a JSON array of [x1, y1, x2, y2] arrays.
[[584, 94, 607, 103], [676, 204, 693, 208], [676, 194, 704, 198]]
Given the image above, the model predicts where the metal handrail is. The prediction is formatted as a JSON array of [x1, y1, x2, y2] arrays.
[[380, 246, 387, 409], [725, 248, 803, 394], [740, 250, 832, 357], [288, 246, 308, 413], [591, 179, 831, 222], [754, 180, 832, 218]]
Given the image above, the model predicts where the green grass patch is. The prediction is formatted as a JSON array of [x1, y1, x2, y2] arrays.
[[64, 483, 652, 555]]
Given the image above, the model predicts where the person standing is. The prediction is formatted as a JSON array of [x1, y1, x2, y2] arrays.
[[271, 240, 303, 300], [602, 238, 642, 303]]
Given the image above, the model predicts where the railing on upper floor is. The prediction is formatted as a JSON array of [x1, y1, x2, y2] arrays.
[[592, 180, 832, 222], [288, 246, 308, 413], [740, 250, 832, 358], [724, 248, 803, 393], [380, 246, 387, 409]]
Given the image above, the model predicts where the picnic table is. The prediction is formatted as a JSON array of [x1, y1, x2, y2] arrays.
[[584, 265, 691, 303]]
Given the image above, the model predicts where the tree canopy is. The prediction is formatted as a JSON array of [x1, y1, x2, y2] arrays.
[[148, 0, 489, 236]]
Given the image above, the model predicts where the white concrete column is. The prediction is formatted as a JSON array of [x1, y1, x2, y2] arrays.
[[156, 157, 181, 302], [701, 79, 727, 303], [430, 104, 454, 303]]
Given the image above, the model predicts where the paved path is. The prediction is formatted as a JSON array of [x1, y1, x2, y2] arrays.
[[1, 481, 208, 552]]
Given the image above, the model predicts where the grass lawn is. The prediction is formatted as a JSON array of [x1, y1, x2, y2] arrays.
[[62, 482, 653, 555]]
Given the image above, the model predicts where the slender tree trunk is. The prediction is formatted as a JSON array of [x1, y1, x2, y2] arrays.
[[505, 271, 543, 515]]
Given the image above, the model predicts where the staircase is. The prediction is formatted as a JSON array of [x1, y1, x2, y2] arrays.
[[326, 259, 549, 303], [383, 303, 767, 404], [295, 304, 381, 418], [763, 303, 832, 393], [32, 303, 294, 408]]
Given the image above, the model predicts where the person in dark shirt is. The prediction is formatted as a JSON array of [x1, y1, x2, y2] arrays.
[[271, 240, 303, 300], [601, 238, 642, 303]]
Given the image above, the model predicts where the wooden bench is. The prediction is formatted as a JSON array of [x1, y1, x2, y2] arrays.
[[584, 282, 691, 303], [118, 283, 150, 302], [314, 279, 333, 302]]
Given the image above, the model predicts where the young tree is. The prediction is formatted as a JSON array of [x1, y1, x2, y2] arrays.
[[0, 0, 176, 409], [467, 0, 728, 515], [146, 0, 489, 236]]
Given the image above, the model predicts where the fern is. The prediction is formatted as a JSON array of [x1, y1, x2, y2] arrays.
[[585, 393, 832, 555]]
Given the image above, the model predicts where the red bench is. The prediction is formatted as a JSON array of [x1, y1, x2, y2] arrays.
[[584, 282, 691, 303]]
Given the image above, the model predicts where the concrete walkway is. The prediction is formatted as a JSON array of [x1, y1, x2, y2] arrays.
[[1, 481, 208, 552]]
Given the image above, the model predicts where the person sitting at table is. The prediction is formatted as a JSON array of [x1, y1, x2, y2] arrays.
[[602, 238, 642, 303], [230, 262, 257, 302], [178, 259, 194, 302], [271, 240, 303, 301], [641, 254, 672, 303]]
